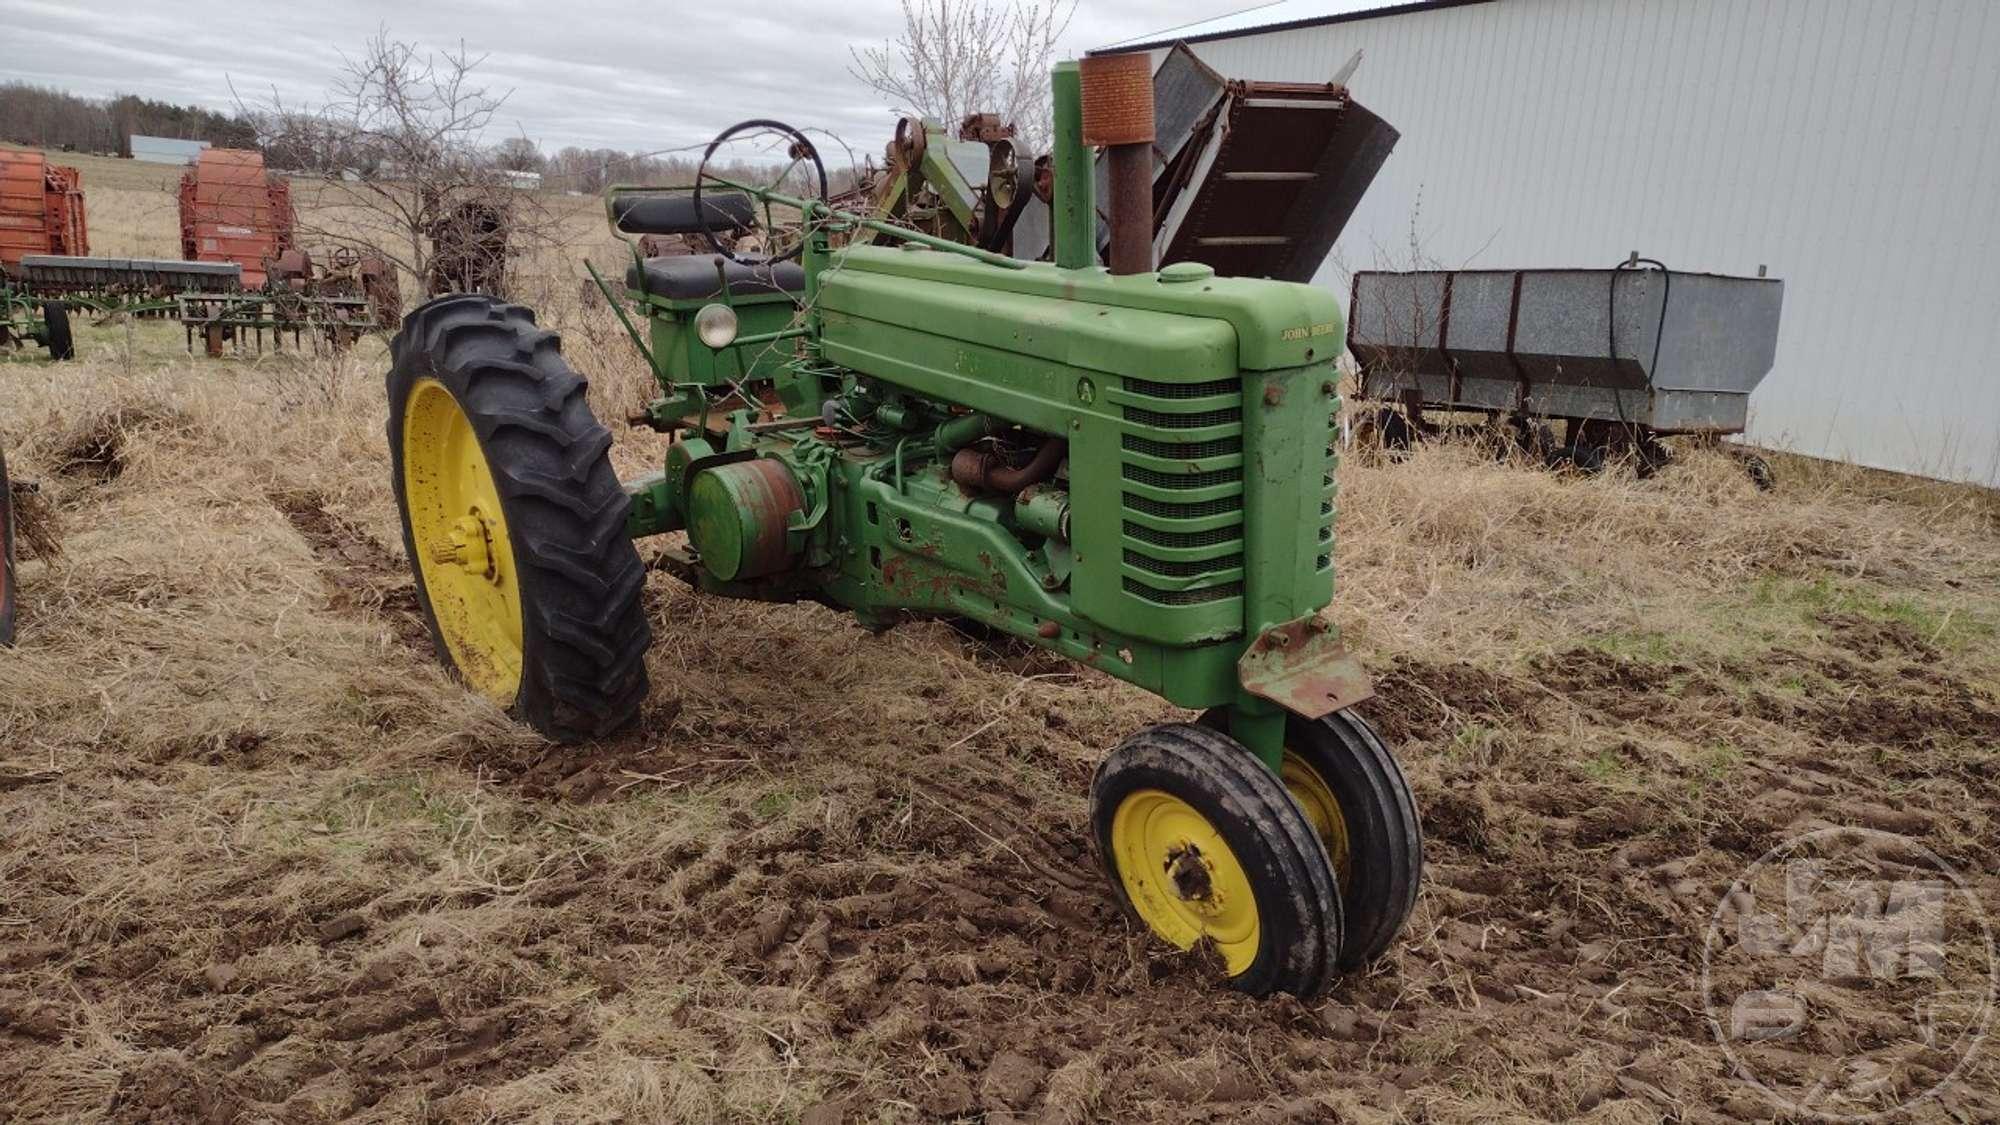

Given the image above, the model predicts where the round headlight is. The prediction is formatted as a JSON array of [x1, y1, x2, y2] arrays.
[[695, 303, 739, 350]]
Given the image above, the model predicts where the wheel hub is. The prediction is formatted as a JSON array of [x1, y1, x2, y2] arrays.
[[1166, 843, 1216, 904], [428, 510, 498, 581]]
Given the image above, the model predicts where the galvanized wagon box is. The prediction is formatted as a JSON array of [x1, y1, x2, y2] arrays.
[[1348, 267, 1784, 435]]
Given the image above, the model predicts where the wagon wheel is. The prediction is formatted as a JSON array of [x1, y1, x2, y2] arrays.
[[1633, 431, 1673, 479], [1, 444, 15, 647], [693, 119, 829, 267], [41, 303, 73, 361], [1734, 449, 1776, 491], [387, 294, 651, 741], [1374, 407, 1412, 452], [1091, 722, 1343, 999]]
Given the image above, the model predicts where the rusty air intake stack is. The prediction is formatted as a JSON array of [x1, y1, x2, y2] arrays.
[[1077, 52, 1156, 276]]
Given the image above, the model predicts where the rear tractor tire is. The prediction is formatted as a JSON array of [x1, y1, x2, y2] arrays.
[[1201, 708, 1422, 968], [1091, 722, 1344, 1000], [387, 294, 651, 741]]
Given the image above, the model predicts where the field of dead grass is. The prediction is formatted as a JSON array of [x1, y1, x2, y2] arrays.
[[3, 164, 1999, 1123]]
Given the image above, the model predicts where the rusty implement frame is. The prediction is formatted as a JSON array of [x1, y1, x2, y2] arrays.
[[178, 291, 378, 356]]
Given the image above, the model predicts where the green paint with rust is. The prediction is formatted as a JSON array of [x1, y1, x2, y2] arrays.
[[609, 65, 1358, 760]]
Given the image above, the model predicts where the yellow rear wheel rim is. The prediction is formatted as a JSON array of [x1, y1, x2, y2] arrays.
[[402, 378, 524, 702], [1282, 751, 1352, 887], [1110, 789, 1261, 976]]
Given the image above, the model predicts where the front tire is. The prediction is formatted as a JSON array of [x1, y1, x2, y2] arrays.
[[1092, 723, 1343, 1000], [1202, 708, 1422, 968], [387, 294, 650, 741]]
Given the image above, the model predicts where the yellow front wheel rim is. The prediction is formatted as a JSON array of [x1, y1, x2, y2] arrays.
[[1282, 751, 1352, 887], [402, 378, 524, 701], [1110, 789, 1261, 976]]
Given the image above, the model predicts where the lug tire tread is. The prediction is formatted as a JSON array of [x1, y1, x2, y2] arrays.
[[1304, 709, 1423, 967], [388, 293, 650, 742]]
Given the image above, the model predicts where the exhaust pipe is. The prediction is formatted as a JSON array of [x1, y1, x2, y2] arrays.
[[1078, 53, 1156, 276]]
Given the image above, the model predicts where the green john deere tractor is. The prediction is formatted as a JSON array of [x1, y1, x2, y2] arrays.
[[386, 60, 1420, 998]]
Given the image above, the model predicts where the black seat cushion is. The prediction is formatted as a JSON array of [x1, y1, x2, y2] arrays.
[[611, 191, 755, 236], [626, 255, 806, 301]]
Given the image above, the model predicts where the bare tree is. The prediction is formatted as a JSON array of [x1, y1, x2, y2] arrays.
[[849, 0, 1075, 152], [491, 135, 545, 173], [240, 31, 556, 302]]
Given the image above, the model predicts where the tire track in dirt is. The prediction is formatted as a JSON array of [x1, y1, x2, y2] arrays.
[[269, 488, 431, 655]]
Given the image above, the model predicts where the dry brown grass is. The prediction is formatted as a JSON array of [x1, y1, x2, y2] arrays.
[[1, 163, 1997, 1123]]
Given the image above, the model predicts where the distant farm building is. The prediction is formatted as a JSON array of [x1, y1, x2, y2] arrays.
[[500, 170, 543, 191], [1103, 0, 2000, 487], [129, 135, 210, 164]]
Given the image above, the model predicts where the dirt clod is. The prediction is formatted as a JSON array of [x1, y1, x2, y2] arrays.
[[316, 912, 366, 944]]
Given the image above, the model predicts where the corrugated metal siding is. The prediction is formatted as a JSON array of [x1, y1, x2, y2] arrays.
[[1169, 0, 2000, 485]]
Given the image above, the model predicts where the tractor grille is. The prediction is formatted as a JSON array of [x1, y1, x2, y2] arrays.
[[1123, 493, 1239, 520], [1123, 521, 1241, 549], [1122, 433, 1241, 459], [1123, 375, 1239, 399], [1320, 405, 1340, 576], [1123, 404, 1241, 429], [1122, 464, 1242, 490], [1124, 549, 1244, 578], [1118, 375, 1246, 609], [1124, 578, 1243, 605]]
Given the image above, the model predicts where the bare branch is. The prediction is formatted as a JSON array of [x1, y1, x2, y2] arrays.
[[848, 0, 1076, 152]]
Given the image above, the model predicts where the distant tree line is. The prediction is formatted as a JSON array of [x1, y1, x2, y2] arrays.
[[0, 78, 861, 197], [0, 82, 259, 155], [542, 148, 869, 196]]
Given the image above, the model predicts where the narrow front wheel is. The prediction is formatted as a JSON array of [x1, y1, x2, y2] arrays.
[[1202, 707, 1422, 968], [1091, 722, 1343, 1000]]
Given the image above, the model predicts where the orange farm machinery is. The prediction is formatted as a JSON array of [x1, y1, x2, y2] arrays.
[[179, 148, 294, 288], [0, 150, 88, 269]]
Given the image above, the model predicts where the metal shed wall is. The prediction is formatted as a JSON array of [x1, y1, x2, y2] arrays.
[[129, 135, 210, 165], [1147, 0, 2000, 486]]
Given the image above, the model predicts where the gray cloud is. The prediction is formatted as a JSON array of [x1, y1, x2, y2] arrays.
[[3, 0, 1228, 158]]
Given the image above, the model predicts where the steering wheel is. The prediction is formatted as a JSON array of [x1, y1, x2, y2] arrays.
[[693, 119, 829, 267], [329, 245, 361, 272]]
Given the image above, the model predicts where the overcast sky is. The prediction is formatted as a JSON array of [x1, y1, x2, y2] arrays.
[[2, 0, 1259, 159]]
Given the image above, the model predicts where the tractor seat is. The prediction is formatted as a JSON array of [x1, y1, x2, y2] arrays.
[[626, 255, 806, 302]]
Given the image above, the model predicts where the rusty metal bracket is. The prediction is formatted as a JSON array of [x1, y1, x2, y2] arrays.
[[1237, 617, 1373, 720]]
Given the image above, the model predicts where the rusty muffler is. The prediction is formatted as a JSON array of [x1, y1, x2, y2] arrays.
[[1078, 53, 1155, 276]]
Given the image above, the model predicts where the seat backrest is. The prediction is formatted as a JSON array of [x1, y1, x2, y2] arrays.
[[611, 191, 755, 237]]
